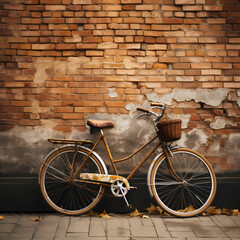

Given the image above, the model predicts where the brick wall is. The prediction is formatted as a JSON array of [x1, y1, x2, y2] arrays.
[[0, 0, 240, 173]]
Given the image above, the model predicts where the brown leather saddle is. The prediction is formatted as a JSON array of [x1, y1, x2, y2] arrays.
[[87, 119, 115, 128]]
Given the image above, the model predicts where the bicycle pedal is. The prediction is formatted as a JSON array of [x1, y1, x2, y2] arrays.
[[130, 186, 138, 190]]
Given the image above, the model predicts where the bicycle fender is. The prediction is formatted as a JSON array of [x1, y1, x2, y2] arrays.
[[147, 146, 179, 198], [38, 145, 108, 184]]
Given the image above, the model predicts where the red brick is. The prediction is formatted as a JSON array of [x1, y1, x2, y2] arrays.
[[56, 44, 75, 50], [212, 63, 232, 69], [204, 5, 223, 11], [201, 69, 222, 75], [5, 82, 25, 88], [75, 107, 95, 113], [83, 101, 104, 107], [183, 5, 202, 11], [76, 43, 98, 49], [224, 82, 240, 88], [18, 120, 40, 126], [121, 0, 142, 3], [40, 0, 61, 3], [54, 107, 74, 113], [184, 19, 202, 24], [63, 113, 84, 119], [11, 44, 31, 50], [162, 18, 183, 24], [175, 0, 194, 4], [11, 101, 31, 107], [32, 44, 54, 50], [224, 57, 240, 62], [22, 18, 41, 24], [191, 63, 211, 68], [158, 57, 179, 62]]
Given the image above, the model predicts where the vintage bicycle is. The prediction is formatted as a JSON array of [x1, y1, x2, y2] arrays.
[[39, 103, 217, 218]]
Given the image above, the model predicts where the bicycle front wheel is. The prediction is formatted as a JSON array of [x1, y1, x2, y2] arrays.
[[40, 146, 106, 215], [150, 148, 217, 217]]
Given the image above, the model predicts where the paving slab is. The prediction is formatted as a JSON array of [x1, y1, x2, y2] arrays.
[[0, 213, 239, 239]]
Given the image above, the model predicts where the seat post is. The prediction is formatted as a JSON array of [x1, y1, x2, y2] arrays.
[[101, 128, 118, 175]]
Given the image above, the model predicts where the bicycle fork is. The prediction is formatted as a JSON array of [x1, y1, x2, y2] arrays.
[[162, 144, 183, 182]]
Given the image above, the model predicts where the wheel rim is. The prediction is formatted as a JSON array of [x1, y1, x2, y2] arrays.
[[152, 150, 216, 216], [41, 148, 104, 214]]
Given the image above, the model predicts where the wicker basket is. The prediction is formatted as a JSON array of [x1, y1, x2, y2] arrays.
[[157, 119, 182, 142]]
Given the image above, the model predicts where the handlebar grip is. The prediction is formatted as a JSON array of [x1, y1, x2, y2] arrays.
[[151, 102, 165, 107], [137, 107, 149, 113]]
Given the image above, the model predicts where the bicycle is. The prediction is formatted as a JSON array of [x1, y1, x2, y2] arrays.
[[39, 103, 217, 218]]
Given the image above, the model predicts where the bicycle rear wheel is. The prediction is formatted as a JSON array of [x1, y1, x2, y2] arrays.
[[149, 148, 216, 217], [39, 146, 106, 215]]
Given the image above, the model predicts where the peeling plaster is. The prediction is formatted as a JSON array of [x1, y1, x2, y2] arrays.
[[125, 101, 150, 116], [237, 91, 240, 107], [180, 129, 208, 150], [210, 116, 237, 130], [123, 57, 136, 69], [167, 114, 190, 129], [146, 88, 230, 107], [107, 88, 118, 98], [67, 57, 90, 74], [33, 58, 52, 86]]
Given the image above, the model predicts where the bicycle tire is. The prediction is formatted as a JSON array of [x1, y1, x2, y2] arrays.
[[39, 145, 106, 215], [149, 148, 217, 217]]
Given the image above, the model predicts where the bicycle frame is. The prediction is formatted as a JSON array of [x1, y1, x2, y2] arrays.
[[73, 128, 177, 183]]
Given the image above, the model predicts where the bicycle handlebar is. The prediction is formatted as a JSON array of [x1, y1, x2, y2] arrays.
[[137, 103, 166, 122]]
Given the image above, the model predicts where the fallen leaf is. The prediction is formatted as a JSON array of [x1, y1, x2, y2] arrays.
[[0, 216, 4, 220], [222, 207, 232, 216], [146, 204, 164, 215], [141, 214, 150, 219], [88, 210, 99, 216], [231, 209, 240, 216], [29, 216, 41, 221], [129, 209, 144, 217], [99, 210, 111, 219], [202, 206, 221, 216]]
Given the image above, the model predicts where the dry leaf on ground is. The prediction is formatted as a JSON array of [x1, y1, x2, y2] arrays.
[[29, 216, 41, 221], [177, 205, 195, 213], [129, 209, 144, 217], [99, 210, 112, 219], [88, 210, 99, 216], [0, 216, 4, 220], [146, 204, 164, 215], [202, 206, 221, 216]]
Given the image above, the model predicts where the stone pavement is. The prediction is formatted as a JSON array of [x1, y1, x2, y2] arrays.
[[0, 213, 239, 240]]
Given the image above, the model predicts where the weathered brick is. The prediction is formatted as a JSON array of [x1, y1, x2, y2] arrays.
[[159, 57, 179, 62], [175, 0, 195, 4], [76, 43, 98, 49], [22, 18, 41, 24], [182, 5, 202, 11], [191, 63, 211, 68], [63, 113, 84, 119], [32, 44, 55, 50], [56, 44, 75, 50], [212, 63, 232, 69], [86, 50, 104, 56], [201, 69, 222, 75], [204, 5, 223, 11], [11, 44, 31, 49], [40, 0, 61, 3], [121, 0, 142, 3]]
